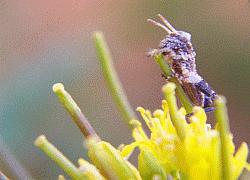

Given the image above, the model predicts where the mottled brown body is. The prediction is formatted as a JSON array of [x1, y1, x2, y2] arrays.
[[148, 15, 216, 112]]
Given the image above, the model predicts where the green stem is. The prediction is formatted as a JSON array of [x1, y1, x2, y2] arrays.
[[34, 135, 81, 180], [154, 55, 193, 114], [162, 83, 186, 140], [93, 31, 137, 129], [214, 96, 232, 180], [53, 83, 99, 139]]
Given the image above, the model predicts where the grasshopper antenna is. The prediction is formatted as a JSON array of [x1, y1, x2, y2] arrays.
[[147, 18, 171, 34], [157, 14, 176, 32]]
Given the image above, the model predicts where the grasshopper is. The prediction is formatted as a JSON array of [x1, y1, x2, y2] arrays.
[[148, 14, 217, 113]]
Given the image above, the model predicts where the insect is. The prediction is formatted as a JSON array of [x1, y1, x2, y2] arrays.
[[147, 14, 217, 113]]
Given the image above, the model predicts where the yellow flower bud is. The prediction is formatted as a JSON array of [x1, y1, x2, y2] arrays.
[[87, 138, 141, 180], [138, 148, 166, 180], [77, 158, 106, 180]]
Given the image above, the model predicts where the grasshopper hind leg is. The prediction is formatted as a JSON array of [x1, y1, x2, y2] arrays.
[[204, 107, 215, 113], [185, 107, 215, 121]]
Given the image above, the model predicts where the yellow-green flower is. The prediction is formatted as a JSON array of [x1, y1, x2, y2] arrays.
[[120, 83, 249, 180]]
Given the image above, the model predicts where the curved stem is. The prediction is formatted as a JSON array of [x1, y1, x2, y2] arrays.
[[162, 83, 186, 140], [93, 31, 137, 129], [154, 55, 193, 114]]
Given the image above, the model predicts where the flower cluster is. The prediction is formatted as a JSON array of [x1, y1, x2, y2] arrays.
[[122, 83, 250, 179], [35, 82, 249, 180]]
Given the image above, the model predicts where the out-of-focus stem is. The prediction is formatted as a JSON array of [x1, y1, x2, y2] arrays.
[[34, 135, 81, 179], [0, 137, 33, 179], [0, 170, 9, 180], [93, 31, 137, 129], [53, 83, 99, 139], [154, 55, 193, 114], [162, 83, 186, 140], [214, 96, 232, 180]]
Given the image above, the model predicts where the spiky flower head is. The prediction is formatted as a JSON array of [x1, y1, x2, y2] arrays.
[[121, 83, 250, 179]]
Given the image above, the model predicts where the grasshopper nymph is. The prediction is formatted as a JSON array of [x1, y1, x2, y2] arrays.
[[148, 14, 217, 113]]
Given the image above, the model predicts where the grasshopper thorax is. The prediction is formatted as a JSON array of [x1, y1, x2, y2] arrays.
[[158, 31, 195, 61]]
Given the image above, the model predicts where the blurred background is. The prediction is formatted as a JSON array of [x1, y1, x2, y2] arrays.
[[0, 0, 249, 179]]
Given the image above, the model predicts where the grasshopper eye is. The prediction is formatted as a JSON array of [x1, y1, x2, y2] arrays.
[[185, 33, 191, 41], [177, 31, 191, 42]]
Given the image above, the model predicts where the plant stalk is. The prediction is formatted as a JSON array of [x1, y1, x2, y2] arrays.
[[154, 55, 193, 114], [215, 96, 233, 180], [53, 83, 99, 139], [34, 135, 81, 179], [93, 31, 137, 129], [162, 83, 186, 140]]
